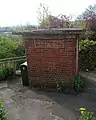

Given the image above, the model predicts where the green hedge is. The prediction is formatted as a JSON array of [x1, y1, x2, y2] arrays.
[[79, 39, 96, 71]]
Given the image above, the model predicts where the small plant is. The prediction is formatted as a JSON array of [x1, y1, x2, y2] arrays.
[[79, 108, 93, 120], [56, 80, 65, 92], [0, 101, 7, 120], [74, 74, 84, 93], [55, 74, 66, 92], [56, 80, 69, 93]]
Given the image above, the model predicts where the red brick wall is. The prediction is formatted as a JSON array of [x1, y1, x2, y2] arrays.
[[25, 37, 77, 88]]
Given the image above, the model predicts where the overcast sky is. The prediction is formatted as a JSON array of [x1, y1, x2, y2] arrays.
[[0, 0, 95, 27]]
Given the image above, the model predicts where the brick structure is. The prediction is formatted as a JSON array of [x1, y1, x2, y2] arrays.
[[18, 28, 83, 88]]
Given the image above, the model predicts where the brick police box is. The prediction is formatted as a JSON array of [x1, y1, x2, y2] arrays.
[[15, 28, 83, 88]]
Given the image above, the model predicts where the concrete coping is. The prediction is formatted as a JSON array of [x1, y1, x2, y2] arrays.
[[12, 28, 84, 37]]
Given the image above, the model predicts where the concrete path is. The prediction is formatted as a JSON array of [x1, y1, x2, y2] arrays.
[[80, 71, 96, 93], [0, 76, 96, 120], [80, 71, 96, 83]]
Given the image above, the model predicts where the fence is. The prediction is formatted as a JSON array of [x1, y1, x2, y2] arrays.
[[0, 56, 26, 74]]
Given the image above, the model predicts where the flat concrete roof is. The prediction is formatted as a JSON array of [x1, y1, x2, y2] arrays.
[[13, 28, 84, 37]]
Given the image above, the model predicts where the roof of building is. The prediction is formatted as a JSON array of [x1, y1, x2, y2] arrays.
[[12, 28, 84, 37]]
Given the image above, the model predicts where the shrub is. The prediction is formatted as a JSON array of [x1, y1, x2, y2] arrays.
[[56, 80, 70, 93], [0, 36, 17, 59], [74, 74, 84, 93], [12, 44, 25, 57], [55, 74, 70, 93], [0, 35, 25, 59], [79, 108, 93, 120], [79, 39, 96, 50], [0, 101, 7, 120], [0, 67, 14, 81], [56, 80, 65, 92], [79, 39, 96, 70]]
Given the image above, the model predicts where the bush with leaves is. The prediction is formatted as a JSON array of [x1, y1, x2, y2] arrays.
[[74, 74, 84, 93], [0, 101, 7, 120], [0, 35, 25, 59], [0, 36, 17, 59], [55, 74, 69, 93], [56, 74, 84, 93], [12, 44, 25, 57], [0, 67, 14, 81], [79, 39, 96, 70], [79, 108, 93, 120]]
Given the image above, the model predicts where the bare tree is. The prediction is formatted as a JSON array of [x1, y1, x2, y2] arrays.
[[37, 3, 51, 28], [37, 3, 72, 28]]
